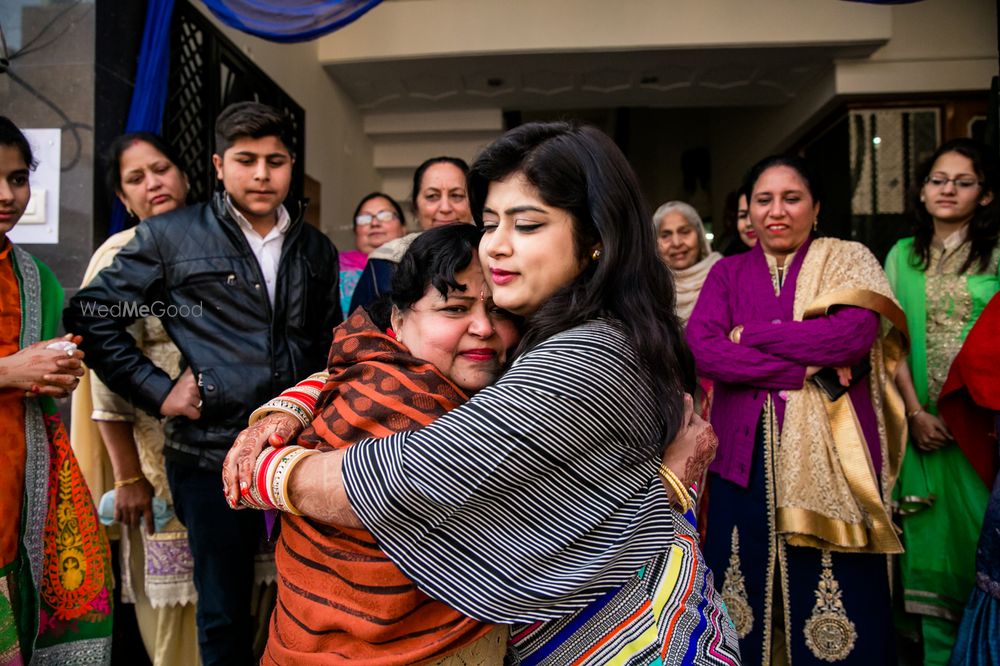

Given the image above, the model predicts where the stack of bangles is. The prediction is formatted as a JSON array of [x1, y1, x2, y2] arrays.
[[247, 371, 326, 428], [658, 464, 695, 514], [240, 445, 318, 515]]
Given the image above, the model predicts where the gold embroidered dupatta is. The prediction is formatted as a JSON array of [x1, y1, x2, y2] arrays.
[[776, 238, 907, 554]]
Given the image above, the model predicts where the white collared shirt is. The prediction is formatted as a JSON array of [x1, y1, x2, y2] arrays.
[[226, 195, 291, 304]]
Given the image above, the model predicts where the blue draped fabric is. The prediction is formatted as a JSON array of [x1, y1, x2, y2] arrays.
[[199, 0, 383, 43], [110, 0, 176, 235]]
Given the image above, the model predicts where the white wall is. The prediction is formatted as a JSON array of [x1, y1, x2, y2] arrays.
[[199, 0, 998, 246], [835, 0, 997, 95], [319, 0, 892, 62], [193, 4, 379, 248]]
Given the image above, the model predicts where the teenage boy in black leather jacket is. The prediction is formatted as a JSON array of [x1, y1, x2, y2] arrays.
[[65, 102, 342, 665]]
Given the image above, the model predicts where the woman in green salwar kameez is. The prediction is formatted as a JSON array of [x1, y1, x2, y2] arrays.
[[0, 116, 112, 665], [886, 138, 1000, 666]]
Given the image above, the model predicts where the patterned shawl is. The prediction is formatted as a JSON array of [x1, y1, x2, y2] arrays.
[[673, 251, 723, 325], [776, 238, 908, 554], [265, 309, 497, 666], [2, 245, 113, 666]]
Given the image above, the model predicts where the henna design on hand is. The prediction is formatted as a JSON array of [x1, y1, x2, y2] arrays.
[[682, 425, 719, 489]]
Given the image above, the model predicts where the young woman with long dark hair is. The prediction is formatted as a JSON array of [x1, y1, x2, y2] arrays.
[[225, 122, 738, 664], [885, 138, 1000, 664]]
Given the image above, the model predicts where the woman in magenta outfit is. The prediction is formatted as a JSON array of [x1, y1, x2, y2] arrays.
[[687, 154, 907, 665]]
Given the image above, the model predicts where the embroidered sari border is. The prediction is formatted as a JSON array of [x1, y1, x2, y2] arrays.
[[803, 288, 910, 347], [780, 284, 906, 554], [777, 507, 870, 551], [821, 390, 902, 553]]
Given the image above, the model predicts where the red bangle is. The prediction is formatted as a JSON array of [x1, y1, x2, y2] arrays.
[[253, 447, 284, 509]]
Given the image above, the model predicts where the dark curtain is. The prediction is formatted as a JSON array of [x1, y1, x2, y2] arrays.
[[110, 0, 176, 235]]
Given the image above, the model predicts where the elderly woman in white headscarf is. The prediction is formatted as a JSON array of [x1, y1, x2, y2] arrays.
[[653, 201, 722, 324]]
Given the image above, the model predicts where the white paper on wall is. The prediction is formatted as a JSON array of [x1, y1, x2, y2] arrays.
[[8, 128, 61, 245]]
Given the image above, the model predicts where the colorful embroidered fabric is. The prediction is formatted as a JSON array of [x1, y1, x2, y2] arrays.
[[886, 236, 998, 658], [508, 512, 739, 666], [0, 245, 112, 664], [692, 237, 900, 664], [0, 242, 26, 570], [41, 414, 112, 622]]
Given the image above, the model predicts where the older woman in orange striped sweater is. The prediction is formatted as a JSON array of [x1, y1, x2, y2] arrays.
[[236, 223, 521, 665]]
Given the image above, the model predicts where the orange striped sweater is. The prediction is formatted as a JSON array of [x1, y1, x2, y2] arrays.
[[262, 310, 495, 665]]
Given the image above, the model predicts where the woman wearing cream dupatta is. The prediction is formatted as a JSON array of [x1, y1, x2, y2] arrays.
[[70, 133, 200, 666], [688, 155, 906, 665], [653, 200, 722, 325]]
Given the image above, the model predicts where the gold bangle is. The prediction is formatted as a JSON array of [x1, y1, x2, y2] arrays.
[[906, 407, 924, 420], [658, 464, 693, 513], [114, 475, 145, 489], [279, 449, 318, 515]]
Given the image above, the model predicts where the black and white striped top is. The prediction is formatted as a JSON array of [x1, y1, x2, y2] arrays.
[[342, 319, 676, 624]]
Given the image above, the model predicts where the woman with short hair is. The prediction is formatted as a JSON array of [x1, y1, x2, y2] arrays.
[[339, 191, 406, 314], [653, 200, 722, 325], [349, 157, 471, 311], [250, 223, 520, 665]]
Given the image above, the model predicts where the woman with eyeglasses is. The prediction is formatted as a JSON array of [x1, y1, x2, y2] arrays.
[[885, 138, 1000, 665], [349, 157, 472, 312], [339, 192, 407, 315]]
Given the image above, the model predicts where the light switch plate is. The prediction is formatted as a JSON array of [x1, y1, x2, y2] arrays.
[[20, 188, 46, 224]]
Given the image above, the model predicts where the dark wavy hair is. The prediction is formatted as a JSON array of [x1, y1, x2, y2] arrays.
[[352, 191, 406, 231], [468, 121, 692, 445], [367, 223, 481, 328], [104, 132, 189, 199], [410, 156, 469, 212], [908, 138, 1000, 274], [0, 116, 37, 170]]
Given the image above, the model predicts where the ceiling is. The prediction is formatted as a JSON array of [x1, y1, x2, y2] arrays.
[[324, 42, 883, 112]]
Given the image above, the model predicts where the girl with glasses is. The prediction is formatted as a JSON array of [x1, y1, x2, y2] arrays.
[[885, 138, 1000, 665], [349, 157, 473, 313]]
